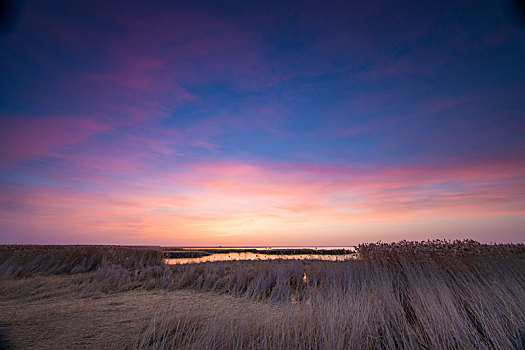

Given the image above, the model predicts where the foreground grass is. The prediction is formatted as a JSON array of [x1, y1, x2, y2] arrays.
[[0, 241, 524, 349], [0, 275, 286, 349]]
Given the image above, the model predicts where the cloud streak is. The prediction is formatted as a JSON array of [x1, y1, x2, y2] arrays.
[[1, 155, 523, 245]]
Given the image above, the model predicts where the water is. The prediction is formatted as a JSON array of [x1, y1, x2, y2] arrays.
[[165, 247, 357, 264]]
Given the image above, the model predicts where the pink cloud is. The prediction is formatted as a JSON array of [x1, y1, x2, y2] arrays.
[[0, 116, 111, 162], [2, 156, 523, 244]]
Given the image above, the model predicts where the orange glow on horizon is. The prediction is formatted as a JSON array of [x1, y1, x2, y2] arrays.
[[1, 158, 523, 245]]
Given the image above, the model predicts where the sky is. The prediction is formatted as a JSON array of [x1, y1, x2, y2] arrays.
[[0, 0, 524, 246]]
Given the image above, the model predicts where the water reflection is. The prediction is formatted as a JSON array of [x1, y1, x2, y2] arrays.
[[165, 251, 357, 264]]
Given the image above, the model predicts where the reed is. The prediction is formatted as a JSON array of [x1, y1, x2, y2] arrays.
[[0, 245, 172, 295], [0, 245, 164, 277], [141, 240, 525, 349], [1, 241, 524, 349]]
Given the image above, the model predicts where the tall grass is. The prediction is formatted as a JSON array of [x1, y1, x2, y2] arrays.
[[1, 241, 524, 349], [0, 245, 164, 276], [140, 240, 525, 349], [0, 245, 172, 294]]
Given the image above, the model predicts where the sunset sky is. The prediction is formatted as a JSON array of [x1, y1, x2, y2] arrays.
[[1, 0, 524, 245]]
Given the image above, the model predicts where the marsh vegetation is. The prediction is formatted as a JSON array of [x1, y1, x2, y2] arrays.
[[0, 241, 524, 349]]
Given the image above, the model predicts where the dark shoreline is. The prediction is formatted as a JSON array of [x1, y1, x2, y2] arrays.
[[163, 248, 356, 258]]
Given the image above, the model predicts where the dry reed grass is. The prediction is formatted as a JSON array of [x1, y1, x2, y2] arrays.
[[139, 240, 525, 349], [0, 245, 163, 276], [1, 278, 282, 350], [0, 245, 172, 296], [1, 241, 524, 349]]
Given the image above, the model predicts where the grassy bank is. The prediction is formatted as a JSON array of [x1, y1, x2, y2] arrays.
[[1, 241, 524, 349], [0, 245, 172, 295]]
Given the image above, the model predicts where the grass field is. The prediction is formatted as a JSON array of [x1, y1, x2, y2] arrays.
[[0, 240, 524, 349]]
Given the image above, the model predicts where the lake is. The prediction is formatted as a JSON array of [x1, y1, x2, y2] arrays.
[[164, 246, 357, 264]]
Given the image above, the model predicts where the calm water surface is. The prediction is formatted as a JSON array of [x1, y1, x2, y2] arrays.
[[165, 247, 357, 264]]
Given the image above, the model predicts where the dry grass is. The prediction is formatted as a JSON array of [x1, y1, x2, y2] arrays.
[[0, 245, 173, 296], [1, 241, 524, 349], [0, 275, 287, 349], [0, 245, 164, 277], [141, 240, 525, 349]]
